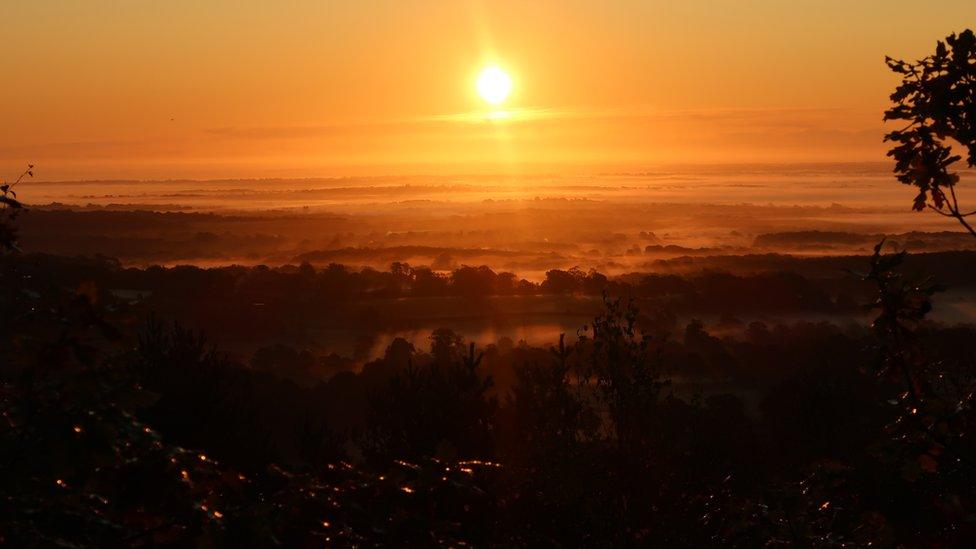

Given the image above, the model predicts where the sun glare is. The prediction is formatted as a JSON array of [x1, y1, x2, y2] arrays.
[[476, 66, 513, 105]]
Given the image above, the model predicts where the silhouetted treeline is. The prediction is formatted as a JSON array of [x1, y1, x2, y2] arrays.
[[3, 252, 878, 310], [4, 262, 976, 544]]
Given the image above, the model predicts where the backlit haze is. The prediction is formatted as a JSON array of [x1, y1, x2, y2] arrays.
[[3, 1, 975, 179]]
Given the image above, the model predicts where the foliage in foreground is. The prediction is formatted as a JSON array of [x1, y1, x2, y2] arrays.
[[886, 29, 976, 237]]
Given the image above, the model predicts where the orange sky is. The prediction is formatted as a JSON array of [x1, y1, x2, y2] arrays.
[[1, 1, 973, 180]]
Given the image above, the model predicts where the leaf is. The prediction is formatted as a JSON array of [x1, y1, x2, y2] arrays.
[[912, 192, 926, 211]]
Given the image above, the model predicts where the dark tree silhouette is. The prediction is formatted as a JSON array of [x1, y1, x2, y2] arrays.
[[0, 165, 32, 253], [366, 337, 496, 461], [885, 29, 976, 237]]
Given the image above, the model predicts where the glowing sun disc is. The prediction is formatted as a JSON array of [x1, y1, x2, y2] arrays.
[[476, 66, 512, 105]]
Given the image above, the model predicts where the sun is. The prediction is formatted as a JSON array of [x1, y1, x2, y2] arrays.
[[476, 66, 513, 105]]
